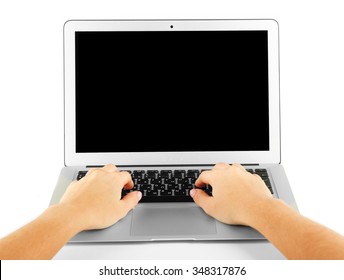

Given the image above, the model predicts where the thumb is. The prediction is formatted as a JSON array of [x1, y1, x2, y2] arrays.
[[190, 189, 215, 217], [117, 191, 142, 218]]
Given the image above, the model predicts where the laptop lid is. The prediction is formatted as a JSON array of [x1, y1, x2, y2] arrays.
[[64, 19, 280, 166]]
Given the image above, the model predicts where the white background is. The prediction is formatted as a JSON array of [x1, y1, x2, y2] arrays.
[[0, 0, 344, 255]]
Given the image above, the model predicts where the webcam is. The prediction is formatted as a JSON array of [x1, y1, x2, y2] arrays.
[[170, 25, 174, 29]]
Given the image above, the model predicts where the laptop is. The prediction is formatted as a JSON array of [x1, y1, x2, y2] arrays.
[[50, 19, 298, 242]]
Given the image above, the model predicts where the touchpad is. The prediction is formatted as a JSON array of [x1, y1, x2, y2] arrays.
[[131, 205, 217, 236]]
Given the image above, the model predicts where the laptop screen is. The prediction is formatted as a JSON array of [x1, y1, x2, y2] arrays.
[[75, 31, 269, 153]]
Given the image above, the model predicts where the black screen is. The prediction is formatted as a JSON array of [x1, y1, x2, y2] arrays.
[[75, 31, 269, 152]]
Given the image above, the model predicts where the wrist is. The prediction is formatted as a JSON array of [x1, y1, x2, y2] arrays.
[[242, 197, 283, 229], [44, 203, 86, 236]]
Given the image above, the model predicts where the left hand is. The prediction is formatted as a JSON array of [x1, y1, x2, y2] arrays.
[[59, 164, 142, 231]]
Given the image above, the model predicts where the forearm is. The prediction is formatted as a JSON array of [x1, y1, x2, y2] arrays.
[[0, 204, 82, 259], [249, 198, 344, 259]]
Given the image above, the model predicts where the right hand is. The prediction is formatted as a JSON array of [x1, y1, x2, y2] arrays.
[[190, 163, 273, 226]]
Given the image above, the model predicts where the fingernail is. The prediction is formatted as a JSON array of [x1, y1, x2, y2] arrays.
[[137, 191, 142, 201], [190, 189, 196, 198]]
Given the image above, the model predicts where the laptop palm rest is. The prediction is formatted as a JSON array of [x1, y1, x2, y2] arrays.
[[131, 204, 217, 236]]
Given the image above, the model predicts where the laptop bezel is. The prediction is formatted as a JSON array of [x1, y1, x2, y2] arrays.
[[64, 19, 280, 166]]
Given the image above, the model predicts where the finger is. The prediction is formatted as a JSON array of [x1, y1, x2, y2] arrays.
[[253, 173, 263, 181], [117, 191, 142, 218], [86, 168, 97, 176], [232, 163, 246, 172], [213, 162, 230, 170], [120, 171, 134, 189], [102, 164, 118, 173], [195, 170, 212, 187], [190, 189, 216, 217]]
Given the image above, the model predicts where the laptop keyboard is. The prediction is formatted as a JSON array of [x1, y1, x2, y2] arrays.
[[76, 168, 274, 202]]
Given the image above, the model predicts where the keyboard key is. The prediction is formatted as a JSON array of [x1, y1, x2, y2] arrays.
[[140, 195, 193, 203], [160, 189, 173, 196], [147, 190, 158, 196], [141, 183, 151, 190], [186, 184, 194, 190], [187, 170, 200, 178], [160, 170, 172, 178], [255, 168, 266, 172], [150, 178, 162, 184], [189, 177, 196, 184], [133, 170, 145, 178], [174, 189, 186, 196], [157, 184, 167, 190], [167, 184, 180, 190], [137, 178, 148, 184], [204, 185, 213, 196], [77, 171, 87, 180], [174, 170, 185, 178], [178, 178, 189, 185], [164, 178, 175, 184], [147, 170, 158, 178]]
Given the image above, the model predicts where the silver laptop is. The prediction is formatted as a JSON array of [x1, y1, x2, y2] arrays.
[[50, 19, 298, 242]]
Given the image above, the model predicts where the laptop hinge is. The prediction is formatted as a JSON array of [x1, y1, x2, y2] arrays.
[[85, 163, 260, 168]]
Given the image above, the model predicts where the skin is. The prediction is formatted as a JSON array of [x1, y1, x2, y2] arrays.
[[191, 163, 344, 259], [0, 163, 344, 259], [0, 164, 141, 259]]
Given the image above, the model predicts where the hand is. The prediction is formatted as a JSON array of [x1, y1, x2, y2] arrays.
[[59, 164, 142, 231], [191, 163, 273, 226]]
